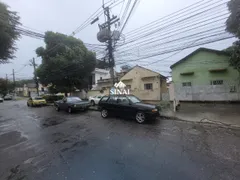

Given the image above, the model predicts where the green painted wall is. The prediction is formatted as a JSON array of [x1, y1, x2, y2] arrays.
[[172, 51, 239, 85]]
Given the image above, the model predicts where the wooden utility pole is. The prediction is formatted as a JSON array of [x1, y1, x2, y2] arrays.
[[105, 7, 114, 85], [12, 69, 16, 98], [98, 3, 119, 85], [30, 58, 39, 96], [102, 7, 119, 85], [6, 74, 8, 94]]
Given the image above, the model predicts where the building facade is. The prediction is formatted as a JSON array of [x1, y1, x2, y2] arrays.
[[120, 66, 167, 101], [90, 68, 111, 90], [170, 48, 240, 101]]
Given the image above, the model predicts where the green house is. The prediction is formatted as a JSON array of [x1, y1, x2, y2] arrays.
[[170, 48, 240, 101]]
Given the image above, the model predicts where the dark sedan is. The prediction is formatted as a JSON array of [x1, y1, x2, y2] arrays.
[[98, 95, 160, 124], [54, 97, 91, 113]]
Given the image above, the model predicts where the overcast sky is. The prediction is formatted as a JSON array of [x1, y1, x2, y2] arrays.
[[0, 0, 235, 79]]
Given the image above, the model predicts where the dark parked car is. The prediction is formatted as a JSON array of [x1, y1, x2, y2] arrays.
[[54, 96, 91, 113], [98, 95, 160, 124]]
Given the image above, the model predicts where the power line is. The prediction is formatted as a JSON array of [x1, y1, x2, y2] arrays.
[[116, 26, 228, 57], [124, 0, 226, 37], [118, 0, 228, 48], [72, 0, 124, 35], [116, 11, 229, 52], [116, 26, 228, 58], [116, 34, 234, 65], [120, 0, 139, 33]]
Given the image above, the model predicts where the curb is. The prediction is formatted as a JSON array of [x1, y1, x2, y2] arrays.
[[159, 115, 240, 129]]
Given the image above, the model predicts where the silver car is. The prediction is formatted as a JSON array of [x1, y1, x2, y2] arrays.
[[89, 95, 104, 106], [4, 94, 12, 100]]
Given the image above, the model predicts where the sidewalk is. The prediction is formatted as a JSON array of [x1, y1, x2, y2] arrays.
[[160, 102, 240, 128]]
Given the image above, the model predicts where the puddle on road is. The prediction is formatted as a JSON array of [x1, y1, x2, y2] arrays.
[[42, 117, 66, 128]]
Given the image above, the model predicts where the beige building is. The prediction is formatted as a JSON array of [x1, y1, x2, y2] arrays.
[[120, 66, 167, 102]]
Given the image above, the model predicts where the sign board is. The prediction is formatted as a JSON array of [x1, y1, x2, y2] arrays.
[[110, 81, 130, 95]]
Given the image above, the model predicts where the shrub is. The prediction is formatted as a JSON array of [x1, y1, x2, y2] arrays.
[[42, 94, 64, 103]]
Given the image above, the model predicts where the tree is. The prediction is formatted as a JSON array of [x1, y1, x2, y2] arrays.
[[0, 2, 21, 63], [36, 31, 96, 95], [0, 78, 14, 96], [226, 0, 240, 72], [228, 41, 240, 72], [226, 0, 240, 38]]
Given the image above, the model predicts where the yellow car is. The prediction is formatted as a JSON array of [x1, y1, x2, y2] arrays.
[[27, 96, 47, 107]]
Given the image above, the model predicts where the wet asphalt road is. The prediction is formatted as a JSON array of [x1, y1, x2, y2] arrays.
[[0, 100, 240, 180]]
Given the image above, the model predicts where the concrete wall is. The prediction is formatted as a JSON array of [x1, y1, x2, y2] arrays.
[[71, 90, 87, 99], [87, 89, 109, 98], [172, 50, 240, 101], [120, 66, 167, 101], [174, 82, 240, 101]]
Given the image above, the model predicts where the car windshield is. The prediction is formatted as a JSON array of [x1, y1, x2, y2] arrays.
[[127, 95, 141, 103], [34, 97, 43, 100], [68, 97, 82, 102]]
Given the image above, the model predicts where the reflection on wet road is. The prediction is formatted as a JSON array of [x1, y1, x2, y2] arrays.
[[0, 100, 240, 180]]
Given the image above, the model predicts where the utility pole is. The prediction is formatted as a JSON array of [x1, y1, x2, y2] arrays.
[[30, 58, 39, 96], [6, 74, 8, 94], [105, 7, 115, 85], [12, 69, 16, 98], [93, 2, 119, 85]]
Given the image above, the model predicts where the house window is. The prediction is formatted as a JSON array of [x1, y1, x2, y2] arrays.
[[182, 82, 192, 87], [210, 80, 223, 85], [144, 83, 153, 90]]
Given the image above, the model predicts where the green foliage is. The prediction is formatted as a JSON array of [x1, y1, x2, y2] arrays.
[[96, 59, 109, 69], [228, 41, 240, 72], [226, 0, 240, 37], [0, 78, 14, 96], [0, 2, 21, 63], [226, 0, 240, 72], [36, 31, 96, 94], [41, 94, 64, 103]]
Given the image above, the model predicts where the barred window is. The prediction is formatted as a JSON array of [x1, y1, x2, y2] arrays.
[[210, 80, 223, 85], [182, 82, 191, 87], [144, 83, 153, 90]]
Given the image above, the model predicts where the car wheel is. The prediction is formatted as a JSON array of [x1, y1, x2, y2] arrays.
[[135, 112, 146, 124], [91, 100, 95, 106], [55, 106, 60, 112], [101, 109, 108, 118], [68, 107, 72, 114]]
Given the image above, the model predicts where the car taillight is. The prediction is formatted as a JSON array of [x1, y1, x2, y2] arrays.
[[152, 109, 158, 112]]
